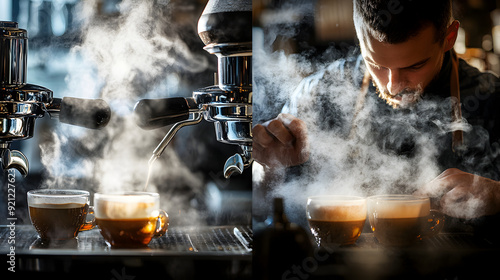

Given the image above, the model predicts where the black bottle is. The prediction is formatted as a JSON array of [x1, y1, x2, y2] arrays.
[[253, 197, 314, 280]]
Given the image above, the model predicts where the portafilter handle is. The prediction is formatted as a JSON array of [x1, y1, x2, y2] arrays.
[[133, 97, 199, 130], [46, 97, 111, 129]]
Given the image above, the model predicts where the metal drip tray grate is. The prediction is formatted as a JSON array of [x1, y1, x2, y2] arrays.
[[0, 225, 252, 256], [152, 226, 252, 253]]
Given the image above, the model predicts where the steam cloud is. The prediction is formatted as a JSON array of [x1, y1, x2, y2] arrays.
[[39, 0, 212, 226], [253, 7, 498, 224]]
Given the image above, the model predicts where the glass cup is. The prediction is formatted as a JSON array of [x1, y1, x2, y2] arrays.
[[306, 195, 367, 247], [94, 192, 169, 248], [27, 189, 95, 242], [367, 194, 444, 247]]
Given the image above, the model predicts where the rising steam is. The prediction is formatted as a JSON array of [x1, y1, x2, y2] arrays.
[[39, 0, 211, 226]]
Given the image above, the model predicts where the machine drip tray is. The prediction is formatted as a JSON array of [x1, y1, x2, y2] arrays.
[[0, 225, 252, 279]]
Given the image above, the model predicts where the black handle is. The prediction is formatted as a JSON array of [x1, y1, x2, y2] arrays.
[[59, 97, 111, 129], [134, 97, 192, 130]]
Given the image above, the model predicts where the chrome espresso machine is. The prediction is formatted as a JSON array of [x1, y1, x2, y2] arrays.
[[134, 0, 252, 178], [0, 21, 110, 176]]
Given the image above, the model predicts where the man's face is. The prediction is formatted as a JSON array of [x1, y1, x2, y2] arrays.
[[358, 24, 448, 108]]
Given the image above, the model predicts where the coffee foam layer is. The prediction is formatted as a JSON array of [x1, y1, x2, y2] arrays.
[[308, 204, 367, 222], [95, 200, 158, 219], [29, 203, 86, 209], [28, 196, 88, 205], [370, 201, 430, 219]]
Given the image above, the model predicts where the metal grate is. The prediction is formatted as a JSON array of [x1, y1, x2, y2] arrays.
[[151, 226, 252, 253], [0, 225, 252, 255]]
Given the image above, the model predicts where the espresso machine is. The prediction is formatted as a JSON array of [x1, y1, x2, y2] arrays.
[[134, 0, 252, 178], [0, 21, 111, 176]]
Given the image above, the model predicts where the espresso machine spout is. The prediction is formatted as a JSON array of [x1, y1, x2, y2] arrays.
[[224, 145, 253, 178], [0, 143, 28, 176]]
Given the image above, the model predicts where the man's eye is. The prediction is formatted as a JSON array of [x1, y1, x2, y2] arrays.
[[407, 63, 426, 71]]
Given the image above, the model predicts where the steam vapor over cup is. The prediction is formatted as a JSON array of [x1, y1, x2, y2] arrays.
[[367, 194, 444, 247], [306, 195, 367, 247], [27, 189, 95, 242], [94, 192, 169, 248]]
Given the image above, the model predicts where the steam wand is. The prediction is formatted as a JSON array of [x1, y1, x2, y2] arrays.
[[148, 113, 203, 165]]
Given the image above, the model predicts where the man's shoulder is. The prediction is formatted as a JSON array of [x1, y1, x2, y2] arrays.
[[458, 59, 500, 99], [458, 59, 500, 143]]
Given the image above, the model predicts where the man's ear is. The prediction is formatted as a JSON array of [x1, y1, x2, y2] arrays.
[[444, 20, 460, 51]]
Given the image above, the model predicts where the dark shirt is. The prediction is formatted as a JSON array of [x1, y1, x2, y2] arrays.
[[367, 51, 500, 181], [283, 50, 500, 185]]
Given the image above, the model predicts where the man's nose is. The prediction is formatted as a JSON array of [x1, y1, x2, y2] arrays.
[[387, 69, 404, 96]]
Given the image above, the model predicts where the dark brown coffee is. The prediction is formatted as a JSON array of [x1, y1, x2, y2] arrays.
[[371, 216, 428, 246], [29, 203, 89, 241], [96, 217, 158, 248], [308, 219, 366, 246]]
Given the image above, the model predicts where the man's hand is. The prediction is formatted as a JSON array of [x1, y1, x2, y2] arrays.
[[415, 168, 500, 219], [253, 113, 309, 169]]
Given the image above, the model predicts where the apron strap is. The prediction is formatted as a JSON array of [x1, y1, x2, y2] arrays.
[[450, 50, 464, 153], [349, 70, 371, 139]]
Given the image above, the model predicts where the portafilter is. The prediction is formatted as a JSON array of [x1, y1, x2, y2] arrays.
[[134, 0, 252, 178], [0, 21, 111, 176]]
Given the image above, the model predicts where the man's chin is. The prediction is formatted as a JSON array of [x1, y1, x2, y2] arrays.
[[388, 95, 419, 108], [378, 90, 422, 109]]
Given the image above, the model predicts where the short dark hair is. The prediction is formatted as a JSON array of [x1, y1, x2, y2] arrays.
[[353, 0, 452, 44]]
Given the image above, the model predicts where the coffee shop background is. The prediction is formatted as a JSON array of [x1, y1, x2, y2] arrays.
[[0, 0, 251, 227]]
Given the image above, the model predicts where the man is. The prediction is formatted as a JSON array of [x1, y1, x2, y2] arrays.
[[253, 0, 500, 221]]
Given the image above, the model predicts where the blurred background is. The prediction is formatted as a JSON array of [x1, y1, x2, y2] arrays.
[[254, 0, 500, 74], [0, 0, 251, 227]]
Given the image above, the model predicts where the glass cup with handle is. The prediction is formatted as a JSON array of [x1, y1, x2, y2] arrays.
[[94, 192, 169, 248], [27, 189, 95, 242], [307, 195, 367, 247], [367, 194, 444, 247]]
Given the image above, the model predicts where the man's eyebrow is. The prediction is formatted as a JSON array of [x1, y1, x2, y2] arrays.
[[363, 56, 431, 69], [401, 57, 431, 69]]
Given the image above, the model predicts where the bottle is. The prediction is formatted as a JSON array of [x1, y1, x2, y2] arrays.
[[253, 197, 314, 280]]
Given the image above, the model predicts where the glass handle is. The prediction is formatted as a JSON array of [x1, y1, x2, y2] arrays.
[[79, 205, 96, 231], [422, 209, 445, 238], [155, 209, 169, 237]]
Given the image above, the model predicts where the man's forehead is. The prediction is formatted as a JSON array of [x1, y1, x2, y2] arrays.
[[359, 24, 440, 69]]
